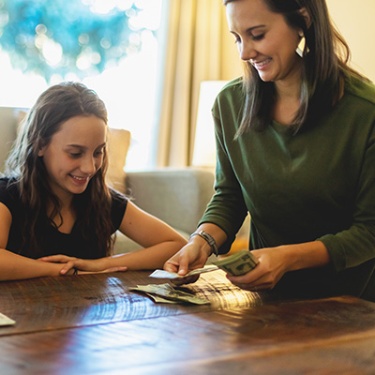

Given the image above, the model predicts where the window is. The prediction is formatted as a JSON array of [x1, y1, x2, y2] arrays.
[[0, 0, 165, 169]]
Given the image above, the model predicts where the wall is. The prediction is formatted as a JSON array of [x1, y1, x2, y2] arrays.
[[327, 0, 375, 82]]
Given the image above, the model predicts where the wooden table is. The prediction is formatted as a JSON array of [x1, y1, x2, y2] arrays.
[[1, 270, 375, 374]]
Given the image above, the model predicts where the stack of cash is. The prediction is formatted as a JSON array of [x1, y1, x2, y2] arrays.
[[130, 283, 210, 305], [212, 249, 258, 276], [135, 252, 259, 304]]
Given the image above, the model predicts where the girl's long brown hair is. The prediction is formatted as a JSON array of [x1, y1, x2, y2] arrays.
[[5, 82, 114, 257]]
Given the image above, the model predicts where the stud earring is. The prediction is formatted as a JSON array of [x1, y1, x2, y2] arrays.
[[296, 31, 309, 58]]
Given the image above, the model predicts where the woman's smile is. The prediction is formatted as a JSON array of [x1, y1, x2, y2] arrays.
[[251, 57, 272, 70]]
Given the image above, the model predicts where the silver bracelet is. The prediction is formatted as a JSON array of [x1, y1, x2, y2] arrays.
[[190, 230, 218, 256]]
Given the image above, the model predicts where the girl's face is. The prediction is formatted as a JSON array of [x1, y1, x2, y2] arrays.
[[38, 115, 106, 204], [226, 0, 303, 85]]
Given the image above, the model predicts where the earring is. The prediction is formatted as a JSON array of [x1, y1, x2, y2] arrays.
[[296, 31, 309, 58]]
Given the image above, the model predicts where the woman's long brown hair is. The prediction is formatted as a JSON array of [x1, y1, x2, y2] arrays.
[[224, 0, 365, 135]]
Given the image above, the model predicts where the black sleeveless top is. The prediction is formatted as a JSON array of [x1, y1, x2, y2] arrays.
[[0, 178, 127, 259]]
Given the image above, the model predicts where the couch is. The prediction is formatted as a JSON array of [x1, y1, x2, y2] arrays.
[[102, 127, 217, 253], [0, 106, 216, 255], [116, 167, 216, 253]]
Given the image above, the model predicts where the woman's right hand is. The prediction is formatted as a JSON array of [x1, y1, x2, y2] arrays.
[[163, 240, 210, 277]]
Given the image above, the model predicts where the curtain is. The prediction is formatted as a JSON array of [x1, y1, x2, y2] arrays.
[[155, 0, 242, 167]]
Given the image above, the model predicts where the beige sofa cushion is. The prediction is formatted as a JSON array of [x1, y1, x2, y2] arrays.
[[106, 128, 131, 194]]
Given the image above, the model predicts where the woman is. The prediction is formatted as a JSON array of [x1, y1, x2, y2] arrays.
[[164, 0, 375, 301], [0, 82, 187, 281]]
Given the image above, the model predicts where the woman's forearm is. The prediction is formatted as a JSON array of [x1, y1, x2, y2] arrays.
[[281, 241, 331, 272], [251, 240, 331, 277]]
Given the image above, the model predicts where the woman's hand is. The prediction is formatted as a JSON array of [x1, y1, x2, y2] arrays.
[[227, 242, 330, 291], [227, 247, 291, 291], [39, 255, 128, 275], [163, 241, 210, 277]]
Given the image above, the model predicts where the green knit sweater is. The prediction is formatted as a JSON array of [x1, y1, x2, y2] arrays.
[[200, 74, 375, 301]]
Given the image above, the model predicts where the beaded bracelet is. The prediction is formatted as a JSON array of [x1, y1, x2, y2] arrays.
[[189, 230, 218, 256]]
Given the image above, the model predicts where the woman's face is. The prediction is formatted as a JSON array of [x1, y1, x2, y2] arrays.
[[226, 0, 303, 85], [38, 115, 107, 203]]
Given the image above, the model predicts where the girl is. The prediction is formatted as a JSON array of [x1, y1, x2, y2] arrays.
[[0, 82, 187, 281]]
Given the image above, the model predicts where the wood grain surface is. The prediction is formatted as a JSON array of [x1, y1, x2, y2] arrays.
[[1, 270, 375, 374]]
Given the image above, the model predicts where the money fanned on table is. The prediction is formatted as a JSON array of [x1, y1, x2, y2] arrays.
[[149, 264, 219, 280], [130, 283, 210, 305], [144, 293, 179, 304], [212, 249, 259, 276]]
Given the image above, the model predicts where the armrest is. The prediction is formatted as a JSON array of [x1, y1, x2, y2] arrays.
[[125, 167, 215, 235]]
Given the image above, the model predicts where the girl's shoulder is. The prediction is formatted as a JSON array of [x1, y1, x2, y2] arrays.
[[0, 177, 21, 212], [109, 187, 128, 212], [0, 177, 19, 194], [109, 187, 128, 203]]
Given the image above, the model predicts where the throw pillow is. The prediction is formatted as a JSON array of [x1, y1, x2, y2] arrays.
[[106, 128, 131, 194]]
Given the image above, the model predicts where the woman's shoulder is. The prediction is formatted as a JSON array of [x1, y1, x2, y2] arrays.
[[214, 77, 245, 111], [218, 77, 243, 97], [344, 73, 375, 107]]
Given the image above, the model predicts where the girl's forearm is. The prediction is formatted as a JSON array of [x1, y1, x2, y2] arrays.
[[107, 241, 186, 270], [0, 249, 63, 281]]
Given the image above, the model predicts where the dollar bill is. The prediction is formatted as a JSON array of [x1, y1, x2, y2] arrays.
[[212, 249, 258, 276], [130, 283, 210, 305], [0, 312, 16, 327], [144, 293, 179, 304], [149, 264, 218, 280]]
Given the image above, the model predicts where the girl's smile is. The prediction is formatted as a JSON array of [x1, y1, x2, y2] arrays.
[[38, 115, 107, 204]]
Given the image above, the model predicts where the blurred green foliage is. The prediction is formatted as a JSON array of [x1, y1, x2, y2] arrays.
[[0, 0, 144, 81]]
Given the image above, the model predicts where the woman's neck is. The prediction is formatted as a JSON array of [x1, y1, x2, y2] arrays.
[[273, 76, 302, 125]]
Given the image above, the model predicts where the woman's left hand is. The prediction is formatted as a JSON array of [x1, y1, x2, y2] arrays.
[[228, 241, 330, 291], [39, 255, 128, 275], [227, 247, 291, 291]]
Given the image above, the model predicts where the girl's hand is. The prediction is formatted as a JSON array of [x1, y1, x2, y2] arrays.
[[39, 255, 128, 275]]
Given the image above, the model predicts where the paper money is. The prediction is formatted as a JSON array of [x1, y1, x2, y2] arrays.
[[0, 312, 16, 327], [144, 293, 178, 304], [149, 264, 219, 280], [130, 283, 210, 305], [212, 249, 258, 276]]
